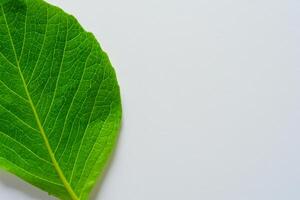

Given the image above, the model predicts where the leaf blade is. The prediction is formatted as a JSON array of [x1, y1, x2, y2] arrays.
[[0, 0, 122, 199]]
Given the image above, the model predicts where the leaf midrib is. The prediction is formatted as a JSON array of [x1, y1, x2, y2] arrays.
[[1, 5, 79, 200]]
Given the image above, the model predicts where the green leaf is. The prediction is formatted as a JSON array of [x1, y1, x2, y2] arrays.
[[0, 0, 122, 199]]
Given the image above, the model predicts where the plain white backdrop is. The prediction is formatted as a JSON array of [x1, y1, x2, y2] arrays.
[[0, 0, 299, 199]]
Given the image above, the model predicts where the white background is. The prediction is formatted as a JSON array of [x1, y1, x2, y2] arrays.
[[0, 0, 300, 199]]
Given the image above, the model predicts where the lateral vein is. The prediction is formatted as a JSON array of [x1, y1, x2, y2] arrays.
[[1, 6, 79, 200]]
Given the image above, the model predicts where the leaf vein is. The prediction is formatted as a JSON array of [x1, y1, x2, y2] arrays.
[[69, 62, 106, 183], [54, 40, 93, 153], [0, 79, 28, 102], [0, 103, 39, 132], [26, 7, 48, 85], [0, 157, 64, 187], [0, 131, 52, 165], [42, 15, 69, 125], [1, 6, 79, 200]]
